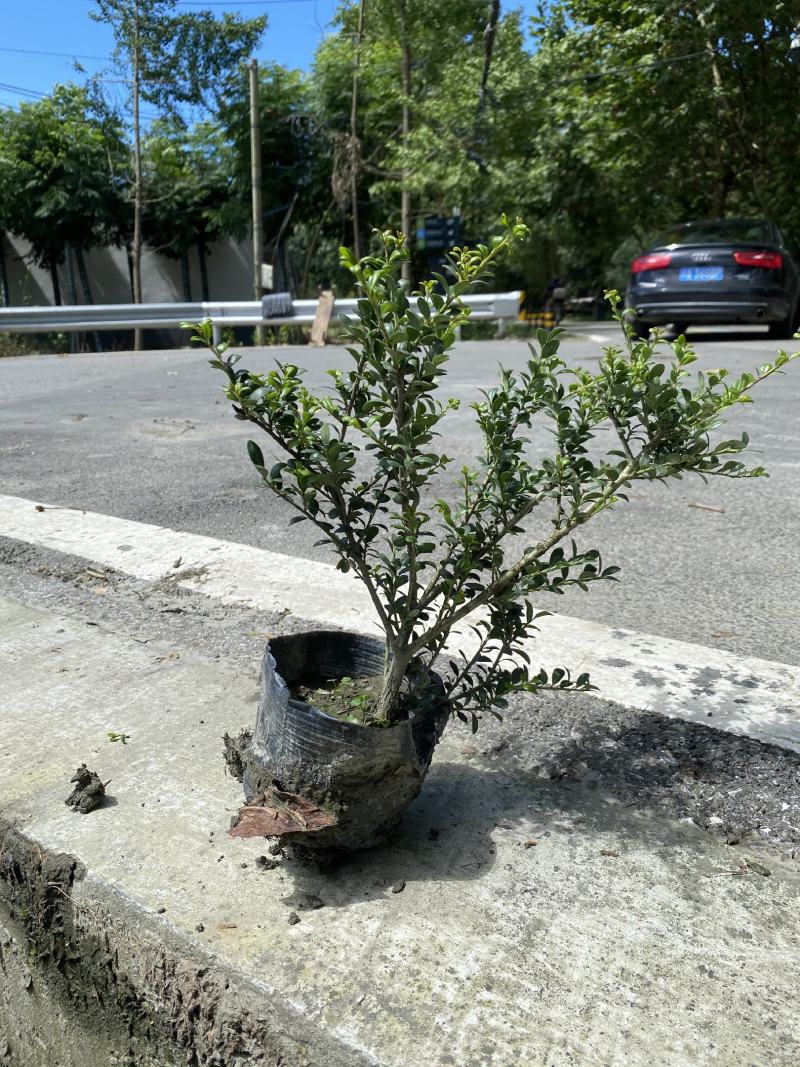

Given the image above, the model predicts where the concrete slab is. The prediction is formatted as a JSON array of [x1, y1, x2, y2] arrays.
[[1, 593, 800, 1065], [1, 492, 798, 753]]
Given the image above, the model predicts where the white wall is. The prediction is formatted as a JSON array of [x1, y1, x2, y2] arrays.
[[2, 233, 254, 307]]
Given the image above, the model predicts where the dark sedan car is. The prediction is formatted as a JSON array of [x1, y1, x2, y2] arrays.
[[625, 219, 800, 339]]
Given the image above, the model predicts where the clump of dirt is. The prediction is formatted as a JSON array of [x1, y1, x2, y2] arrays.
[[222, 729, 252, 781], [65, 765, 106, 814]]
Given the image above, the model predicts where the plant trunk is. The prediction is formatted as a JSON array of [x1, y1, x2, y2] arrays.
[[398, 0, 413, 286], [377, 645, 412, 720], [198, 239, 210, 301], [180, 249, 192, 302], [131, 0, 144, 351], [0, 233, 9, 307]]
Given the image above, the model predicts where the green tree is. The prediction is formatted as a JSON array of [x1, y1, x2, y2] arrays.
[[212, 62, 331, 294], [313, 2, 528, 279], [0, 84, 127, 305], [92, 0, 265, 338], [526, 1, 800, 289], [142, 118, 234, 300]]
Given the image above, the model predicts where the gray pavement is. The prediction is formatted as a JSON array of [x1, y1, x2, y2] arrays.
[[0, 325, 798, 668], [1, 562, 800, 1066]]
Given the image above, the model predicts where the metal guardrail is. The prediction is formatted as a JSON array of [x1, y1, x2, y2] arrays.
[[0, 292, 522, 343]]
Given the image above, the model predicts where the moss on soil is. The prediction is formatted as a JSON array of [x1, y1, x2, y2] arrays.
[[292, 674, 391, 726]]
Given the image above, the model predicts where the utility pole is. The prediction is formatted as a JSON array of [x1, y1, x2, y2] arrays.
[[349, 0, 366, 260], [249, 58, 265, 345], [132, 0, 144, 351], [397, 0, 412, 285]]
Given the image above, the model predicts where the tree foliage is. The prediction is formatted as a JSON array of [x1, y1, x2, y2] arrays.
[[3, 2, 800, 303], [0, 85, 127, 297]]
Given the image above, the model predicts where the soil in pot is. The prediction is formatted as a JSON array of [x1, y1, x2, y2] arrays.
[[291, 672, 433, 728], [230, 631, 451, 853]]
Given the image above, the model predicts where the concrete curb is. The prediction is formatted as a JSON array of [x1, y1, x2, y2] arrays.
[[1, 492, 798, 754], [2, 594, 800, 1065]]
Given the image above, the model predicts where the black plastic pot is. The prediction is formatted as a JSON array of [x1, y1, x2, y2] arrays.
[[242, 631, 450, 851]]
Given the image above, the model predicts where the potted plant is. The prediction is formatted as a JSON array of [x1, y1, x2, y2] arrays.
[[185, 216, 796, 852]]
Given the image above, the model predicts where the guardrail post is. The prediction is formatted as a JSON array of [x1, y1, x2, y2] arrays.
[[212, 322, 223, 346]]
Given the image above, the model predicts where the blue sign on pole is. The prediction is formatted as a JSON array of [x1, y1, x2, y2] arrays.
[[416, 216, 461, 251]]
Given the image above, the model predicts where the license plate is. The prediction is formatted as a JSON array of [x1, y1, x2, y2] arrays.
[[679, 266, 724, 282]]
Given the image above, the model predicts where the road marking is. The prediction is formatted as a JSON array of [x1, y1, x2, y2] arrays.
[[1, 492, 798, 752]]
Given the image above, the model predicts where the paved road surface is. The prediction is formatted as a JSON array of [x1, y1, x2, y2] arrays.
[[1, 324, 798, 665]]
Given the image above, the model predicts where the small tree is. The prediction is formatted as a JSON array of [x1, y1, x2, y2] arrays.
[[142, 119, 230, 301], [187, 217, 796, 727], [0, 85, 127, 304], [92, 0, 265, 329]]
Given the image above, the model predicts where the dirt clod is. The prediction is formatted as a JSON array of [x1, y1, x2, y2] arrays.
[[222, 729, 252, 781], [64, 764, 106, 814], [391, 880, 406, 894], [288, 911, 300, 925]]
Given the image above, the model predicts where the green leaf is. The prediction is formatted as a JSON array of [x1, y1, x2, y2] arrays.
[[247, 440, 264, 468]]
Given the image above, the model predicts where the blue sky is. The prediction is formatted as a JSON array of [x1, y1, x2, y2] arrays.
[[0, 1, 537, 113]]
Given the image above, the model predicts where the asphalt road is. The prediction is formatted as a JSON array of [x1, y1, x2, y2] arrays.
[[1, 324, 798, 665]]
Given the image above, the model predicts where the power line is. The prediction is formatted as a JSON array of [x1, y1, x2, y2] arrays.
[[0, 81, 48, 100], [543, 33, 791, 90], [175, 1, 320, 5], [0, 45, 107, 61]]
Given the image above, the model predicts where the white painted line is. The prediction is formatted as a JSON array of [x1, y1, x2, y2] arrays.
[[1, 492, 798, 752]]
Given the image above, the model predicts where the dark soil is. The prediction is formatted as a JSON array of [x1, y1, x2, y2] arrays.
[[64, 765, 106, 815], [292, 673, 390, 726]]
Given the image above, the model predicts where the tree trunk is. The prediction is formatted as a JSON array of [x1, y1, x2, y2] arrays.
[[712, 172, 732, 218], [694, 5, 766, 216], [64, 244, 78, 305], [76, 246, 93, 304], [300, 201, 336, 296], [477, 1, 500, 118], [75, 246, 103, 353], [64, 243, 79, 353], [49, 258, 62, 306], [0, 234, 9, 307], [197, 239, 210, 301], [132, 0, 144, 351], [398, 0, 413, 285], [179, 249, 192, 302]]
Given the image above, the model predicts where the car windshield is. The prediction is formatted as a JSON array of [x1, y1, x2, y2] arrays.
[[655, 220, 773, 247]]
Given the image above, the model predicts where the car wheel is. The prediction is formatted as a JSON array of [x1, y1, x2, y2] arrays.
[[667, 322, 689, 340], [631, 321, 651, 340], [768, 303, 797, 340]]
